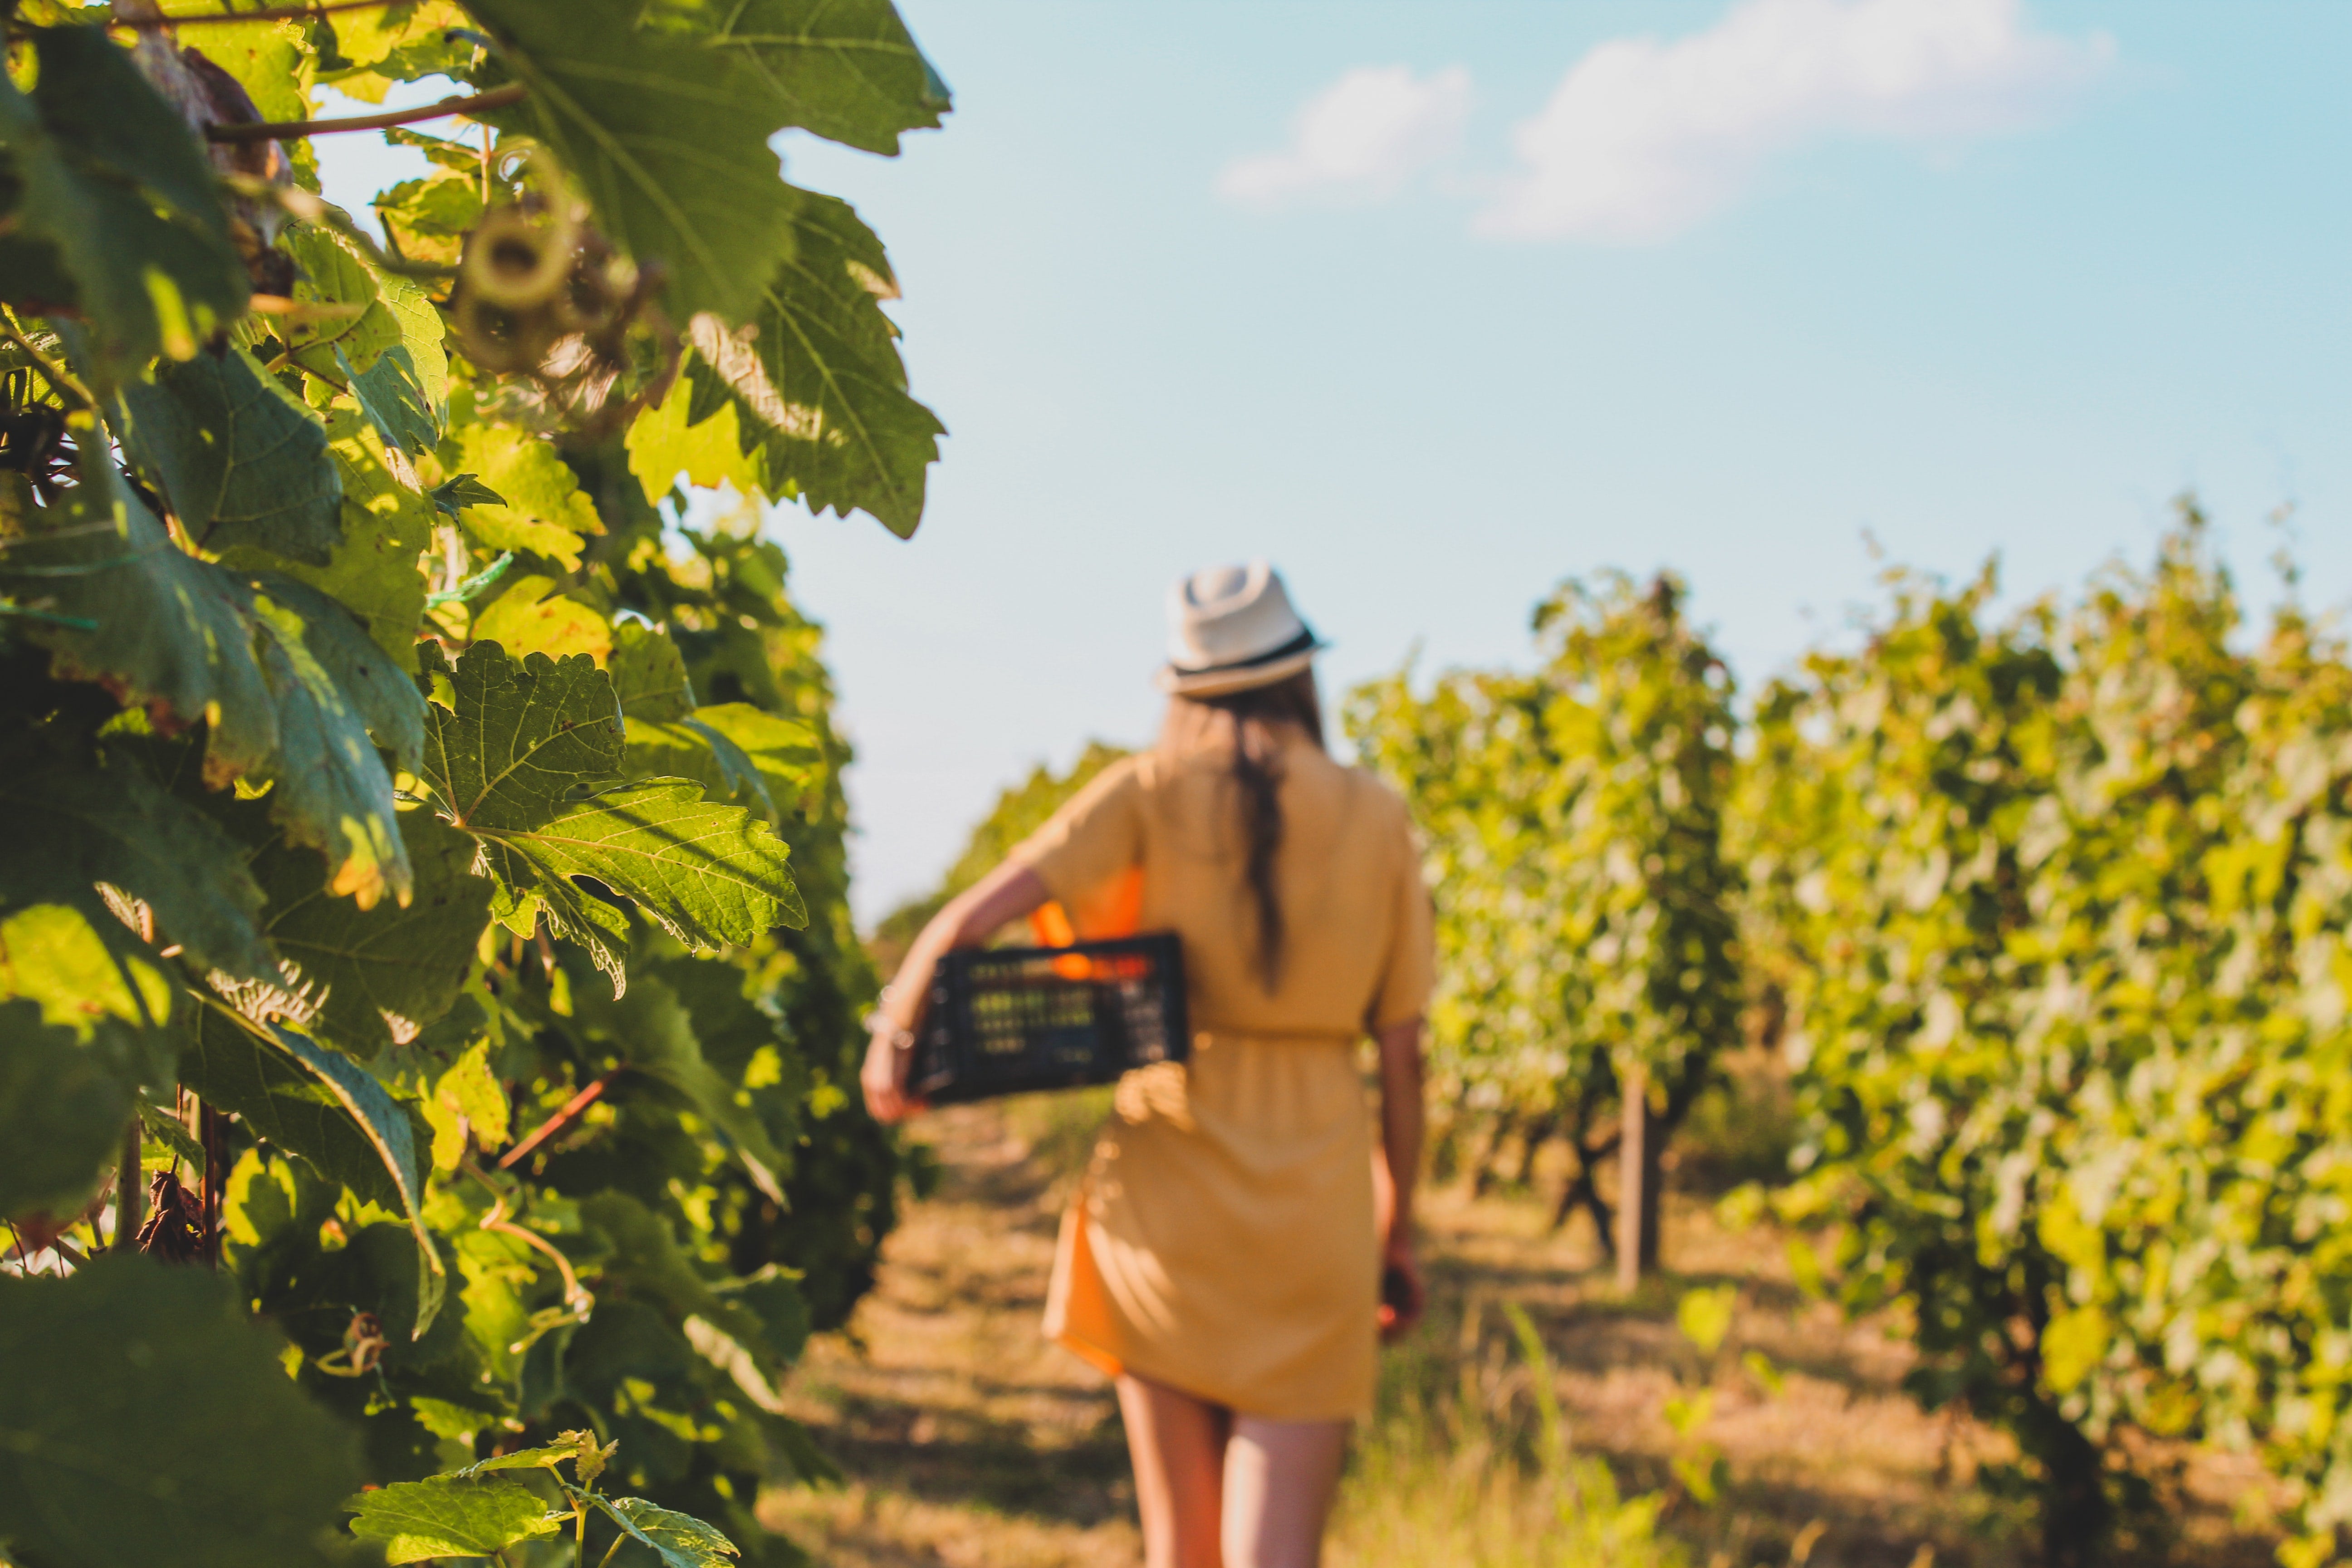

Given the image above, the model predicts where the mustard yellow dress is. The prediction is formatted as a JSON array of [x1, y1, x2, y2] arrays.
[[1008, 729, 1436, 1422]]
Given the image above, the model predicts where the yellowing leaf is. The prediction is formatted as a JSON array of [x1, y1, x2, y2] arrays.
[[626, 375, 764, 503], [443, 421, 605, 571], [472, 575, 613, 665]]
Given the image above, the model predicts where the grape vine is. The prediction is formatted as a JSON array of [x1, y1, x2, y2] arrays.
[[0, 2, 946, 1564]]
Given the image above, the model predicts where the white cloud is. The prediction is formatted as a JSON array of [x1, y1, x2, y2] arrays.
[[1217, 65, 1473, 209], [1477, 0, 2113, 242]]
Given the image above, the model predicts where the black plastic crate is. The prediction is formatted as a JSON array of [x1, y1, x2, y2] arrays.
[[913, 933, 1189, 1105]]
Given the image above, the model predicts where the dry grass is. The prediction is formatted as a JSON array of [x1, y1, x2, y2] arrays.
[[760, 1096, 2283, 1568]]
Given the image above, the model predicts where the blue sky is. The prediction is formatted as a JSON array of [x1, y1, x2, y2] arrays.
[[317, 1, 2352, 922]]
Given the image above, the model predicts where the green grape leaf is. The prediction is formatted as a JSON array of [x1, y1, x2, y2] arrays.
[[0, 1000, 141, 1223], [179, 1004, 446, 1333], [0, 737, 276, 983], [685, 0, 951, 156], [283, 220, 450, 407], [442, 417, 606, 572], [258, 572, 428, 773], [0, 1253, 363, 1568], [625, 702, 822, 824], [140, 1099, 206, 1170], [418, 641, 627, 830], [0, 24, 249, 373], [1, 461, 416, 906], [372, 172, 483, 265], [682, 189, 941, 537], [0, 902, 173, 1044], [256, 808, 492, 1057], [345, 342, 442, 458], [282, 222, 402, 379], [222, 403, 437, 676], [345, 1475, 563, 1564], [465, 0, 799, 326], [493, 781, 804, 984], [573, 980, 786, 1201], [116, 343, 344, 565], [589, 1495, 741, 1568], [451, 1438, 589, 1479], [1, 459, 272, 761], [719, 1265, 813, 1370], [431, 472, 508, 517], [612, 619, 696, 722]]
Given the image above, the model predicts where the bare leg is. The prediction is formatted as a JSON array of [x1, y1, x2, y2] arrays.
[[1117, 1373, 1232, 1568], [1221, 1415, 1349, 1568]]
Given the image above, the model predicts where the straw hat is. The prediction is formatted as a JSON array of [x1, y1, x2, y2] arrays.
[[1155, 561, 1325, 697]]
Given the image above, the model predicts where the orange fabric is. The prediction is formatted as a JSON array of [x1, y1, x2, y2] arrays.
[[1014, 729, 1436, 1421]]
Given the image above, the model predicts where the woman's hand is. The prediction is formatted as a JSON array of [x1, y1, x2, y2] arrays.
[[1377, 1228, 1424, 1343], [862, 864, 1054, 1127], [860, 1018, 922, 1124]]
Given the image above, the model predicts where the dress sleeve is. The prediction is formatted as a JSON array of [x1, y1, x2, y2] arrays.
[[1368, 797, 1437, 1031], [1009, 755, 1147, 909]]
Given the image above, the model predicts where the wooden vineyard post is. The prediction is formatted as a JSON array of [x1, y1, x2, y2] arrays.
[[1617, 1063, 1661, 1293], [116, 1118, 144, 1252]]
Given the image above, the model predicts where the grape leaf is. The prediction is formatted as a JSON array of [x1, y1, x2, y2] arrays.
[[418, 641, 627, 829], [625, 376, 766, 503], [322, 0, 474, 101], [589, 1495, 741, 1568], [116, 343, 345, 565], [0, 902, 174, 1042], [0, 1253, 363, 1568], [0, 460, 417, 906], [268, 403, 437, 673], [432, 473, 507, 516], [242, 581, 422, 901], [442, 417, 606, 572], [182, 1005, 393, 1200], [681, 189, 941, 537], [283, 220, 451, 415], [0, 1000, 140, 1223], [254, 808, 492, 1057], [283, 223, 402, 377], [498, 781, 805, 968], [0, 736, 276, 983], [260, 573, 428, 773], [625, 702, 823, 824], [682, 0, 951, 156], [612, 619, 696, 722], [465, 0, 800, 326], [345, 1476, 563, 1564], [573, 981, 785, 1201], [179, 1004, 446, 1332], [344, 343, 442, 459], [0, 24, 250, 372], [471, 574, 613, 664], [415, 643, 800, 985], [372, 172, 483, 266]]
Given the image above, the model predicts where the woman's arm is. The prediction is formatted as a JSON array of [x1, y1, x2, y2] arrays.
[[860, 862, 1052, 1123], [1372, 1015, 1426, 1340]]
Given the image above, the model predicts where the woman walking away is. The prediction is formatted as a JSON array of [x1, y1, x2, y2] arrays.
[[863, 562, 1435, 1568]]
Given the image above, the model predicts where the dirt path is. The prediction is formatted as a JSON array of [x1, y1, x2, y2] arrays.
[[763, 1101, 2278, 1568]]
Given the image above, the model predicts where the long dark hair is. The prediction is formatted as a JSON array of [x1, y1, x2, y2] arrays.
[[1160, 668, 1325, 991]]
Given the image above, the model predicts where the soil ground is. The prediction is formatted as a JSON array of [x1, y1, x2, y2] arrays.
[[760, 1098, 2283, 1568]]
